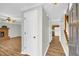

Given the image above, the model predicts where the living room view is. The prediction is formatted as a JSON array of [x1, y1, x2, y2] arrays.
[[0, 18, 22, 55]]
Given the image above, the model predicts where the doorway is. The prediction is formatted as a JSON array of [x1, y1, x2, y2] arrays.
[[52, 25, 59, 37]]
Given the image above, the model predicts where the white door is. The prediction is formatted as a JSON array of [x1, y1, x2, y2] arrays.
[[23, 9, 38, 56]]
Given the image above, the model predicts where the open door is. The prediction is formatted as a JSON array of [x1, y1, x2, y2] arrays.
[[23, 9, 38, 56]]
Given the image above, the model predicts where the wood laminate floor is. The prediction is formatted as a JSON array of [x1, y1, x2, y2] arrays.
[[0, 37, 28, 56], [46, 36, 65, 56], [0, 36, 65, 56]]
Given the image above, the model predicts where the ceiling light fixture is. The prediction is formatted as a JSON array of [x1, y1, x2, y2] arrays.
[[53, 3, 57, 5], [6, 17, 15, 23], [52, 3, 58, 7]]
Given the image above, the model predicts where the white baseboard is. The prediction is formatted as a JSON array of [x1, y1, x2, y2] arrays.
[[21, 51, 31, 56], [59, 34, 69, 56], [44, 44, 50, 56]]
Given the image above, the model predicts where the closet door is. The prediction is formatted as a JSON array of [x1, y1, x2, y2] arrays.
[[23, 9, 38, 56]]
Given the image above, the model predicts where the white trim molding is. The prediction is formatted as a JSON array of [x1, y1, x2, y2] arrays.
[[44, 44, 50, 56]]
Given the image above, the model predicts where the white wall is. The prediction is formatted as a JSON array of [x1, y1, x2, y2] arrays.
[[55, 27, 60, 36], [59, 19, 69, 56], [37, 7, 42, 56], [0, 22, 21, 38], [42, 8, 49, 55], [48, 19, 52, 44]]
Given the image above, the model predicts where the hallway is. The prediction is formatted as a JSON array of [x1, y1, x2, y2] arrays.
[[46, 36, 65, 56]]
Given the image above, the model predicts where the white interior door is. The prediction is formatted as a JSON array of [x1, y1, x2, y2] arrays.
[[23, 9, 38, 56]]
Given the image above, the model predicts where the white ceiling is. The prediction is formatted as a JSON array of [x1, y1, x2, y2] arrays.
[[0, 3, 39, 18], [44, 3, 68, 19], [0, 3, 68, 24]]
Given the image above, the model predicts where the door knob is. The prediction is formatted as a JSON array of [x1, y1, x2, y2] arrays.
[[33, 36, 36, 38], [24, 32, 26, 35]]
